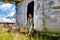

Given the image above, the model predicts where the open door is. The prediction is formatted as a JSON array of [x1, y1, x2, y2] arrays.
[[27, 1, 34, 20]]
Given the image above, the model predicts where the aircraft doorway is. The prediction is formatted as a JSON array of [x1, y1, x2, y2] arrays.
[[27, 1, 34, 20]]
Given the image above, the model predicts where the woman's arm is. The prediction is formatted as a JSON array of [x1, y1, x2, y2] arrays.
[[26, 18, 30, 24]]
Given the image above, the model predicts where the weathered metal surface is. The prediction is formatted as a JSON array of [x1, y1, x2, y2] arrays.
[[34, 0, 60, 33], [16, 0, 60, 33], [16, 0, 34, 28], [34, 0, 44, 31]]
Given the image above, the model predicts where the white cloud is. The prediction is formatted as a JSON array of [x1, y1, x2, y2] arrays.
[[2, 17, 6, 22], [6, 13, 10, 17], [12, 18, 16, 21], [10, 12, 15, 16], [6, 12, 15, 17], [12, 7, 15, 10], [0, 3, 12, 10], [2, 17, 16, 23]]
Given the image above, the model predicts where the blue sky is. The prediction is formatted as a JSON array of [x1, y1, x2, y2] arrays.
[[0, 2, 16, 23]]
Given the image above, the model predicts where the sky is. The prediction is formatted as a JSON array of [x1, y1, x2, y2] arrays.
[[0, 2, 16, 23]]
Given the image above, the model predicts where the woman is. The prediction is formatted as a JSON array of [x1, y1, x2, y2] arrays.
[[26, 13, 34, 37]]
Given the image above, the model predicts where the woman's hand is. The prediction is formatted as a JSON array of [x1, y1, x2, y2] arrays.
[[28, 32, 31, 37]]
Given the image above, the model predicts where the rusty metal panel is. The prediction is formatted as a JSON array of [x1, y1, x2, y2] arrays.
[[45, 10, 60, 33], [34, 0, 44, 31], [34, 0, 60, 33]]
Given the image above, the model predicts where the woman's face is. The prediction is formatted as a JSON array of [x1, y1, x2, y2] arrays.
[[29, 14, 32, 18]]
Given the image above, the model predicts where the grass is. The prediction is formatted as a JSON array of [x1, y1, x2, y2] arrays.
[[0, 30, 35, 40], [0, 30, 15, 40], [0, 28, 60, 40]]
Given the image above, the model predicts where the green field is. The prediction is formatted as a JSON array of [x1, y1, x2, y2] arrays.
[[0, 29, 60, 40], [0, 30, 15, 40]]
